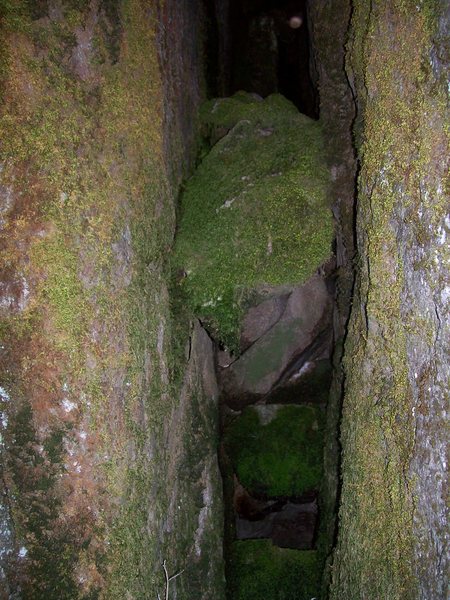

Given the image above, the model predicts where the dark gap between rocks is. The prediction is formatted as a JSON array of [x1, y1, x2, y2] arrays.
[[207, 0, 319, 117]]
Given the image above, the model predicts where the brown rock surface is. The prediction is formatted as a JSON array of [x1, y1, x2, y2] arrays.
[[234, 475, 318, 551]]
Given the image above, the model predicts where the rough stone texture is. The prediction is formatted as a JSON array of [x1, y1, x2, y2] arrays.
[[0, 2, 224, 599], [221, 273, 333, 407], [330, 2, 449, 598], [236, 500, 317, 550], [162, 321, 225, 600], [270, 501, 317, 550], [158, 0, 207, 187], [307, 0, 357, 593]]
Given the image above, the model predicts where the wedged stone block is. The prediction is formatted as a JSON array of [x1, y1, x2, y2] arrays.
[[173, 92, 333, 352], [221, 273, 333, 407]]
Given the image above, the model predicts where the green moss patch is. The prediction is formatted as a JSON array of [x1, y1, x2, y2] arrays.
[[200, 91, 298, 133], [173, 92, 332, 351], [224, 405, 324, 497], [228, 540, 320, 600]]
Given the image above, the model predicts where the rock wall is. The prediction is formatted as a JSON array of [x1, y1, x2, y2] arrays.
[[330, 1, 449, 598], [158, 0, 207, 187], [0, 1, 224, 598]]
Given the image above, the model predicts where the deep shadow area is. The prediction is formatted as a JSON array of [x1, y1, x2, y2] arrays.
[[228, 0, 318, 117]]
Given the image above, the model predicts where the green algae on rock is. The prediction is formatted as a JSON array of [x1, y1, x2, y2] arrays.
[[173, 92, 333, 351], [224, 405, 324, 498]]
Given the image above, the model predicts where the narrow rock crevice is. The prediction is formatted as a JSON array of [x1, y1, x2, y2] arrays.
[[227, 0, 319, 117], [0, 1, 447, 598], [186, 2, 359, 598]]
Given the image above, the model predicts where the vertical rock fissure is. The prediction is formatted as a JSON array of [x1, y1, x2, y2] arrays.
[[171, 2, 358, 598], [221, 1, 357, 597], [212, 0, 320, 117]]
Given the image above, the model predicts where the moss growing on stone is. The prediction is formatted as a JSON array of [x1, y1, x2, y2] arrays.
[[199, 91, 298, 133], [6, 402, 78, 598], [0, 1, 217, 597], [329, 2, 449, 598], [173, 92, 332, 351], [225, 405, 324, 497], [228, 540, 320, 600]]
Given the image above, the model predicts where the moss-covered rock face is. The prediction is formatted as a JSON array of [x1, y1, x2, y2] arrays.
[[330, 2, 449, 598], [173, 92, 332, 351], [0, 1, 225, 599], [228, 540, 320, 600], [225, 405, 324, 498]]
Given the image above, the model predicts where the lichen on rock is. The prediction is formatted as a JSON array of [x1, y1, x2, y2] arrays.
[[0, 1, 224, 598], [329, 2, 450, 598]]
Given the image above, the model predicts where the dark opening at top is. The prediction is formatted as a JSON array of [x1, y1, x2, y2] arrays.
[[224, 0, 318, 118]]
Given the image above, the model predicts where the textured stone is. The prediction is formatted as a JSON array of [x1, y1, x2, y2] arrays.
[[0, 2, 225, 599], [233, 477, 318, 550], [164, 321, 225, 599], [307, 2, 357, 590], [330, 3, 449, 598], [221, 273, 333, 407], [236, 501, 318, 550]]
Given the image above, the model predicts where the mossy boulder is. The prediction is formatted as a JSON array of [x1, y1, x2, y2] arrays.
[[228, 540, 320, 600], [224, 405, 324, 498], [173, 92, 332, 351]]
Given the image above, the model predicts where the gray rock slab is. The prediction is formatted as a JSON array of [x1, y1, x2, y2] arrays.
[[222, 273, 332, 406], [236, 500, 317, 550], [240, 293, 290, 351]]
